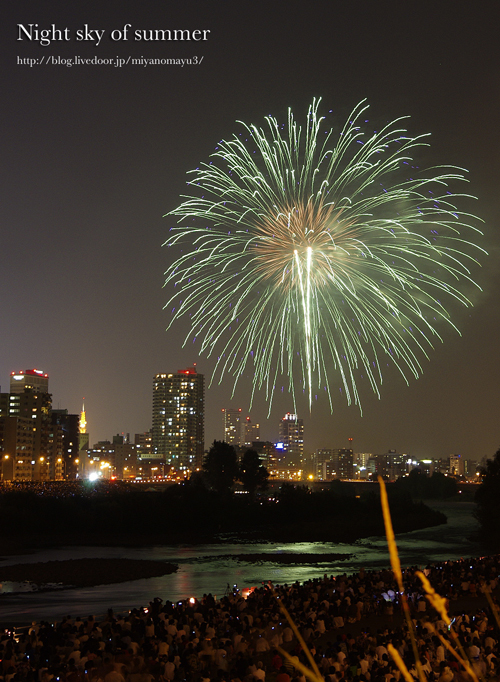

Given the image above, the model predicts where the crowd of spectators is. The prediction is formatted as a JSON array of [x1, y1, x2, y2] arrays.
[[0, 482, 129, 498], [1, 555, 499, 682]]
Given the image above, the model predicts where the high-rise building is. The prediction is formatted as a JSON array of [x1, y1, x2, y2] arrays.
[[8, 387, 52, 480], [135, 431, 153, 458], [222, 408, 243, 446], [354, 452, 372, 479], [152, 366, 204, 472], [79, 401, 90, 451], [373, 451, 409, 480], [250, 441, 276, 469], [10, 369, 49, 394], [47, 421, 65, 480], [332, 448, 354, 480], [134, 431, 162, 478], [1, 370, 83, 481], [52, 409, 80, 479], [314, 448, 334, 480], [0, 415, 35, 481], [1, 369, 52, 480], [278, 413, 304, 467], [312, 448, 354, 480], [222, 410, 260, 450], [0, 394, 9, 417], [243, 416, 260, 448], [356, 452, 372, 468], [449, 453, 464, 477]]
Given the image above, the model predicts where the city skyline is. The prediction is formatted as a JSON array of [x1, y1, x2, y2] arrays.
[[0, 367, 488, 466], [3, 1, 499, 463], [0, 365, 482, 482]]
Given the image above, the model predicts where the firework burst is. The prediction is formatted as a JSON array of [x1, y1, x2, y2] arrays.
[[163, 99, 484, 413]]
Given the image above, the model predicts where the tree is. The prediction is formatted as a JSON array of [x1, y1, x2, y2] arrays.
[[276, 483, 312, 522], [239, 449, 269, 497], [475, 448, 500, 540], [202, 440, 239, 495], [394, 469, 457, 499]]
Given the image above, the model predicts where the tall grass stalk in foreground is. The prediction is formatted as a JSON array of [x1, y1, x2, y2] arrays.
[[378, 476, 427, 682], [275, 594, 324, 682], [481, 581, 500, 630], [379, 476, 482, 682], [272, 478, 490, 681]]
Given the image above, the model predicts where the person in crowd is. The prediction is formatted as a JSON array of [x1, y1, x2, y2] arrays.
[[2, 555, 500, 682]]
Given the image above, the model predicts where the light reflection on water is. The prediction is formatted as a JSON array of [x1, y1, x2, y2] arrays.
[[0, 500, 486, 626]]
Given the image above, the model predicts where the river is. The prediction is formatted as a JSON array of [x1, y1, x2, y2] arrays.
[[0, 498, 486, 626]]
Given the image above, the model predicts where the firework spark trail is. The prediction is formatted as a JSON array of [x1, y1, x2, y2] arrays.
[[163, 99, 485, 414]]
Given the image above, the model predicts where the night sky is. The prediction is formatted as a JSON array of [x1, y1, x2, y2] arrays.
[[3, 1, 499, 461]]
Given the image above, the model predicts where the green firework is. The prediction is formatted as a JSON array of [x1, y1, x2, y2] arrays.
[[164, 99, 485, 413]]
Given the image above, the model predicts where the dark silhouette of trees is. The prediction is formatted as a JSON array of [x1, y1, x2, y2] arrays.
[[475, 448, 500, 540], [202, 440, 239, 494], [0, 478, 446, 545], [329, 479, 357, 498], [394, 469, 457, 499], [275, 483, 312, 521], [239, 449, 269, 497]]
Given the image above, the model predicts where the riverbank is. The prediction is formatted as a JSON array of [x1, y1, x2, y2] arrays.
[[3, 554, 499, 682], [0, 504, 447, 554], [0, 483, 448, 551], [201, 552, 354, 564], [0, 498, 484, 626], [0, 558, 177, 592]]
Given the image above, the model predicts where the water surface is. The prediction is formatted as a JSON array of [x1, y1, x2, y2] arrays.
[[0, 499, 484, 625]]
